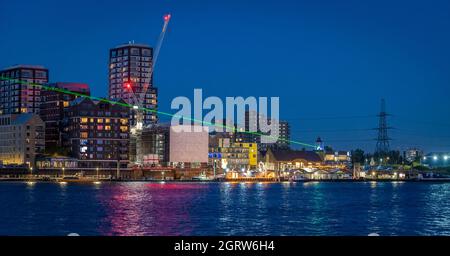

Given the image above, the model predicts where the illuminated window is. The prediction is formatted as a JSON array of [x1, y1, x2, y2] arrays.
[[105, 119, 111, 123], [97, 118, 103, 123], [81, 118, 88, 124], [97, 125, 104, 131], [80, 132, 88, 139], [63, 101, 69, 107], [105, 125, 111, 131], [120, 126, 128, 132]]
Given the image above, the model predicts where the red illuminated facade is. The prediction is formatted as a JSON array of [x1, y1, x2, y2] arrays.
[[0, 65, 48, 115]]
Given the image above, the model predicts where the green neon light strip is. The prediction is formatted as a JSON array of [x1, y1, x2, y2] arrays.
[[0, 76, 315, 148]]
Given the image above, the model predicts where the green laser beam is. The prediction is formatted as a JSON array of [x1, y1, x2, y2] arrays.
[[0, 76, 316, 148]]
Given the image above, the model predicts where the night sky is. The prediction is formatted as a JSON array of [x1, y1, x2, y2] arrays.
[[1, 0, 449, 153]]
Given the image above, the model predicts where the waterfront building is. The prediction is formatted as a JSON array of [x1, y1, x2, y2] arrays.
[[0, 114, 45, 168], [0, 65, 48, 115], [40, 82, 90, 152], [323, 150, 352, 167], [64, 98, 130, 169], [130, 123, 170, 167], [292, 168, 352, 180], [264, 148, 322, 171], [209, 136, 258, 171], [422, 152, 450, 168], [265, 148, 322, 171], [35, 156, 78, 169], [108, 43, 157, 126], [169, 125, 209, 169]]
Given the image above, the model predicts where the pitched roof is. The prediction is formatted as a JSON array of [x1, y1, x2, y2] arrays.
[[269, 149, 322, 162]]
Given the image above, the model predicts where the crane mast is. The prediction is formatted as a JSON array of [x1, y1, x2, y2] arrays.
[[130, 13, 171, 135], [129, 14, 171, 166]]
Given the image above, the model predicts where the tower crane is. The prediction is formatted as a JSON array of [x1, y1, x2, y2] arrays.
[[127, 13, 171, 133]]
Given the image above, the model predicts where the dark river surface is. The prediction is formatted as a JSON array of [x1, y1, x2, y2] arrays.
[[1, 181, 449, 236]]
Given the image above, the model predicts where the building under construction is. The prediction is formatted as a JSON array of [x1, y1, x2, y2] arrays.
[[129, 123, 170, 167], [108, 14, 171, 167]]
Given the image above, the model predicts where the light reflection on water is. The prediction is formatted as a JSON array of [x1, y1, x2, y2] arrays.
[[1, 181, 450, 236]]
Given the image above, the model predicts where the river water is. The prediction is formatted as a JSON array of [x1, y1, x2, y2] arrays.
[[0, 181, 449, 236]]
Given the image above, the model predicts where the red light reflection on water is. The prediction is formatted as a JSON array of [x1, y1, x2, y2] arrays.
[[145, 183, 209, 190], [98, 182, 209, 236]]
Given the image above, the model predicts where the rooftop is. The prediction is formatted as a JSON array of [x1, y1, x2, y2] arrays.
[[2, 64, 47, 71], [269, 149, 322, 162], [113, 42, 152, 49]]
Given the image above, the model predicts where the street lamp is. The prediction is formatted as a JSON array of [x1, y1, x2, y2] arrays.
[[30, 166, 33, 178], [62, 167, 65, 178], [96, 167, 99, 180]]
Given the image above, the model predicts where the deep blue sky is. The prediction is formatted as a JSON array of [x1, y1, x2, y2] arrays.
[[1, 0, 449, 153]]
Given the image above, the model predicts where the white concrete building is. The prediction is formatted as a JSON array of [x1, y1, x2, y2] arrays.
[[169, 125, 209, 168]]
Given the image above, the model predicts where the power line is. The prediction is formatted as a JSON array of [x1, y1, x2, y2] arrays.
[[394, 117, 450, 128], [284, 115, 376, 121], [291, 128, 374, 133]]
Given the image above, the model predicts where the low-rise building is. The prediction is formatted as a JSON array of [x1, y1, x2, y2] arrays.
[[323, 150, 352, 167], [130, 123, 170, 167], [264, 148, 322, 171], [36, 156, 78, 169], [209, 136, 258, 171], [0, 114, 45, 168]]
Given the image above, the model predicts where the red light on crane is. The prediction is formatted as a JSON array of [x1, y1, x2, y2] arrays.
[[124, 83, 131, 89], [164, 14, 171, 22]]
